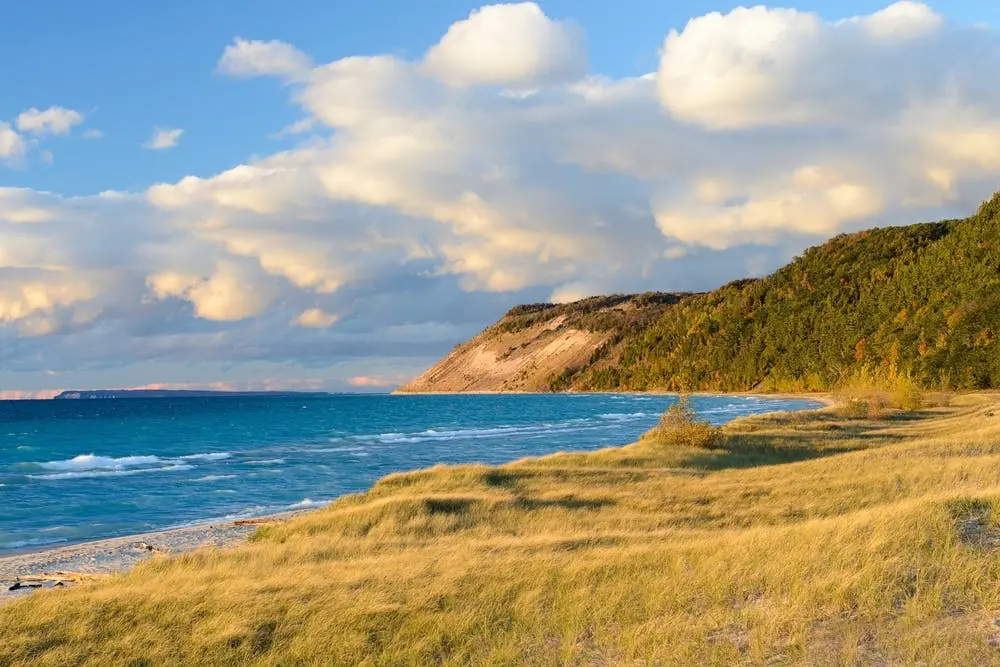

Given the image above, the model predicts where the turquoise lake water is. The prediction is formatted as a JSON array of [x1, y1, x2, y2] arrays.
[[0, 393, 820, 552]]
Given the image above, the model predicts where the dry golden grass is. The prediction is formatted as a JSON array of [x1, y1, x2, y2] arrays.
[[6, 395, 1000, 665]]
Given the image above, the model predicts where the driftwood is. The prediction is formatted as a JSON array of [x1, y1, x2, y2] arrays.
[[232, 518, 284, 526], [6, 572, 108, 590]]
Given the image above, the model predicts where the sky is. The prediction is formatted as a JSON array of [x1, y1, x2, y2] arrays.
[[1, 0, 999, 397]]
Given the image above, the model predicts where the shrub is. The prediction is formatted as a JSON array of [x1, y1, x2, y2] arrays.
[[835, 369, 891, 419], [644, 396, 722, 448], [893, 375, 925, 412], [839, 399, 872, 419]]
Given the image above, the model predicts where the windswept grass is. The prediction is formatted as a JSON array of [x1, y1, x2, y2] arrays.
[[6, 396, 1000, 664]]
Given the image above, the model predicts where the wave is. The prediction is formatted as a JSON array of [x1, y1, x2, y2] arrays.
[[179, 452, 231, 462], [193, 474, 238, 482], [28, 451, 234, 480], [29, 464, 193, 481], [333, 414, 658, 447], [288, 498, 328, 510], [313, 445, 367, 453], [39, 454, 162, 472], [0, 536, 69, 550], [245, 459, 285, 465], [598, 412, 649, 420]]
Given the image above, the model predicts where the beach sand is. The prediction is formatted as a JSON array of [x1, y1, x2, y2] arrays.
[[0, 513, 303, 604]]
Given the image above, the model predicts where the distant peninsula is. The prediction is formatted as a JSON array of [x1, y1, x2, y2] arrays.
[[52, 390, 331, 400]]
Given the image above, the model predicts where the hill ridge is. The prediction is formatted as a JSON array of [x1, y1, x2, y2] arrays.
[[398, 193, 1000, 393]]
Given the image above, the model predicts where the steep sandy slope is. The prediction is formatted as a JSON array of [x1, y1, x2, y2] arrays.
[[395, 294, 684, 393]]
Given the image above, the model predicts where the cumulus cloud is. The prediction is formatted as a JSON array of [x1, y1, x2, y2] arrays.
[[3, 2, 1000, 392], [148, 262, 276, 321], [861, 1, 943, 39], [144, 127, 183, 150], [0, 274, 98, 337], [423, 2, 586, 87], [0, 188, 57, 223], [16, 106, 84, 136], [655, 167, 885, 249], [657, 2, 949, 129], [0, 124, 28, 163], [294, 308, 340, 328], [218, 37, 312, 80]]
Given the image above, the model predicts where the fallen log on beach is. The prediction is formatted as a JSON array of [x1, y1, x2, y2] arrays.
[[232, 518, 285, 526]]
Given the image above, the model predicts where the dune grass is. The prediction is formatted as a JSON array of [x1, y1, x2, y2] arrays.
[[6, 395, 1000, 665]]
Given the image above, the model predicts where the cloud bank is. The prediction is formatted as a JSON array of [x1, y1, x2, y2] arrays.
[[2, 1, 1000, 391]]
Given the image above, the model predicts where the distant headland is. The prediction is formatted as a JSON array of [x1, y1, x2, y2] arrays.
[[52, 390, 331, 400]]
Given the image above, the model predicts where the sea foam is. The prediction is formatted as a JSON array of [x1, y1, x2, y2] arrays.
[[39, 454, 162, 471], [179, 452, 232, 462], [29, 464, 194, 481]]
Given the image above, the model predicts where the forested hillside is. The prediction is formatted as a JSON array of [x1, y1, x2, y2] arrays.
[[403, 193, 1000, 393]]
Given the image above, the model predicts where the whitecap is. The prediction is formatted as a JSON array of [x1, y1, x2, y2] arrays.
[[245, 459, 285, 466], [39, 454, 162, 472], [314, 445, 367, 453], [357, 421, 602, 445], [29, 464, 193, 481], [193, 474, 238, 482], [178, 452, 232, 462], [599, 412, 648, 420], [288, 498, 328, 510]]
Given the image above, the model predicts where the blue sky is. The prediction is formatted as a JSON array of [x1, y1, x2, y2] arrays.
[[1, 1, 999, 395]]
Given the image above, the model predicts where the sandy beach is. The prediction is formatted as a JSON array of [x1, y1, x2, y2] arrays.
[[0, 513, 303, 605]]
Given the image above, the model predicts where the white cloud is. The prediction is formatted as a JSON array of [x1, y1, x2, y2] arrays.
[[2, 2, 1000, 389], [657, 2, 950, 129], [146, 271, 202, 300], [0, 123, 27, 162], [186, 263, 274, 321], [655, 168, 885, 250], [861, 1, 943, 39], [144, 127, 183, 150], [298, 56, 431, 129], [147, 263, 275, 321], [549, 282, 597, 303], [82, 129, 104, 140], [272, 118, 316, 138], [0, 275, 97, 337], [0, 188, 57, 223], [217, 38, 312, 80], [16, 106, 84, 136], [294, 308, 339, 328], [423, 2, 586, 87]]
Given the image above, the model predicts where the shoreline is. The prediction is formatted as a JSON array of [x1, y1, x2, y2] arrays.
[[1, 392, 830, 604], [391, 388, 835, 404], [0, 512, 305, 604]]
